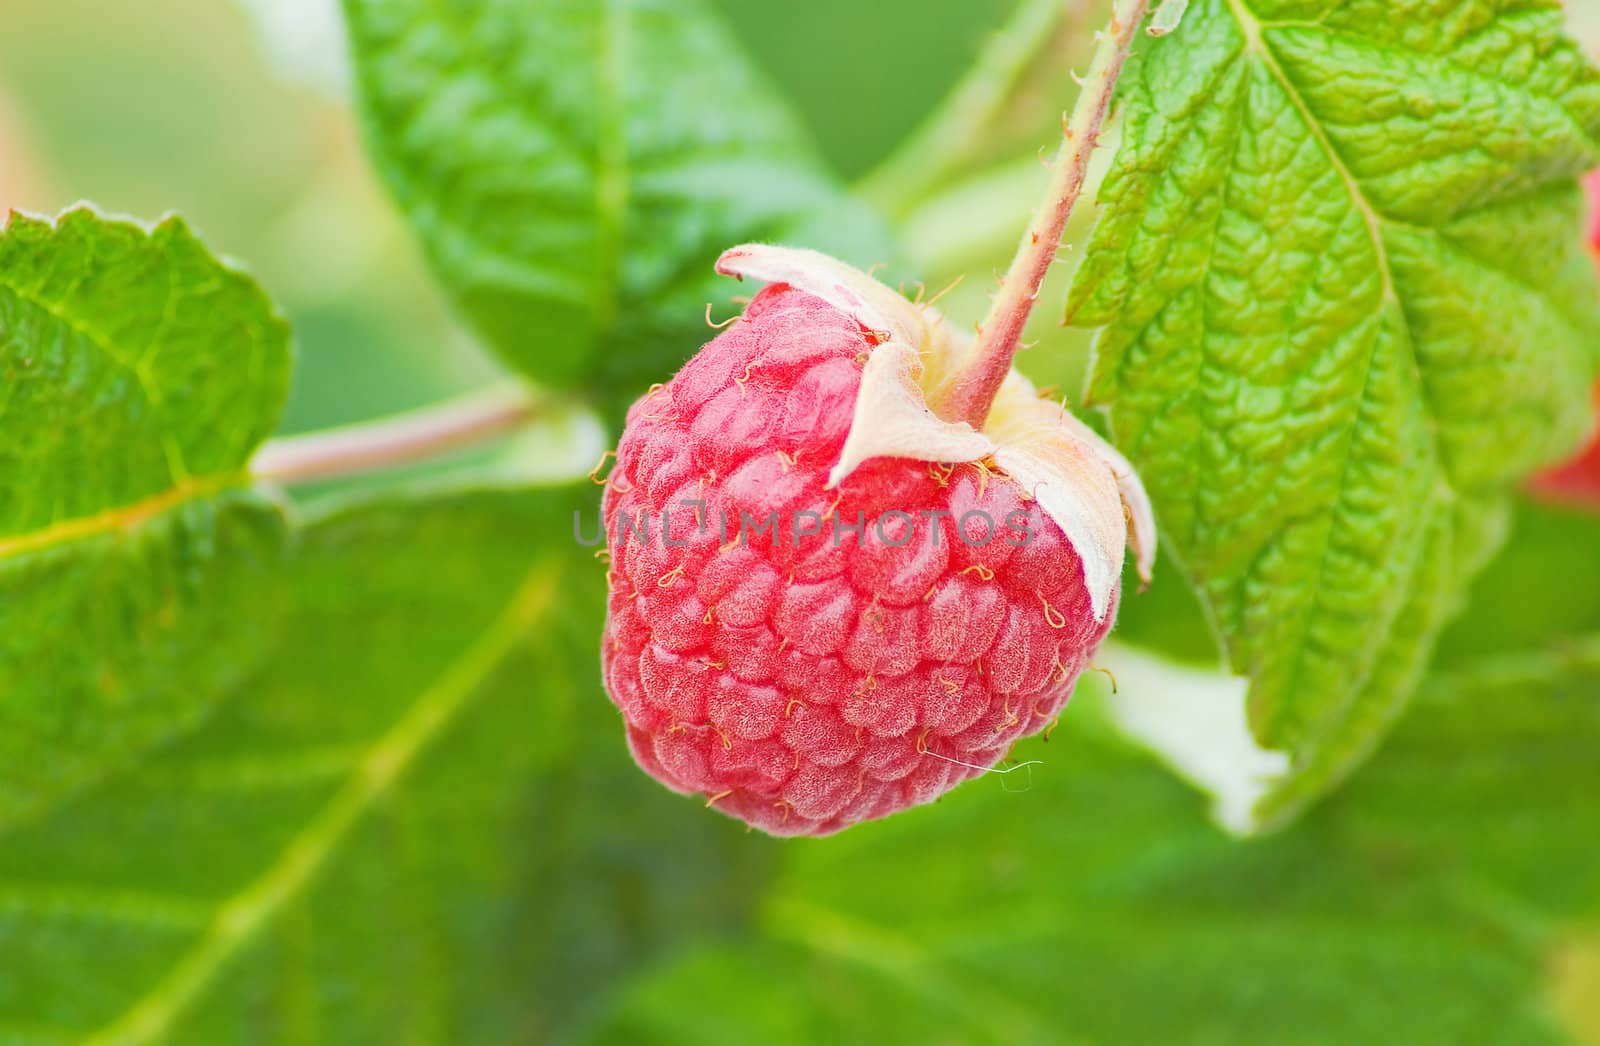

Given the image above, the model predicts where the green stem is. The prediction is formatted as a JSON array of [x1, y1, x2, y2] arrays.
[[937, 0, 1151, 429]]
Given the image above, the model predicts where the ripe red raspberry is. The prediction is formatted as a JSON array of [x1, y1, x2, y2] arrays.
[[600, 247, 1152, 835], [1531, 170, 1600, 508]]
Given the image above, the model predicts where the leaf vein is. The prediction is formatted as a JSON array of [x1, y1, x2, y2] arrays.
[[82, 564, 560, 1046], [1224, 0, 1453, 756]]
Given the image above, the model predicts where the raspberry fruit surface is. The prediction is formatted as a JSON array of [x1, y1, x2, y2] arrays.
[[601, 282, 1119, 836]]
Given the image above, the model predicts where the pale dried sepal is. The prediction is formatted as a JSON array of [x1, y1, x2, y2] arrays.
[[986, 378, 1128, 621], [715, 244, 927, 347], [712, 245, 1157, 618], [715, 245, 995, 488], [828, 339, 997, 488], [1050, 399, 1157, 587]]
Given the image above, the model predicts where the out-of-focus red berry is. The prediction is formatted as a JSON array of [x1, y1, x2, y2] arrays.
[[1530, 171, 1600, 508]]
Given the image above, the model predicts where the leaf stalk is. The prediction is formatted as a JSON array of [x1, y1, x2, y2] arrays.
[[251, 380, 544, 484]]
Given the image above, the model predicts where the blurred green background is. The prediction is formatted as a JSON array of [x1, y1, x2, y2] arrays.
[[4, 1, 1600, 1042], [0, 0, 1026, 438]]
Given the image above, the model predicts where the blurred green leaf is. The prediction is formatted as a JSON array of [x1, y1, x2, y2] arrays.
[[715, 0, 1019, 181], [586, 638, 1600, 1045], [1438, 501, 1600, 665], [851, 0, 1066, 214], [1066, 0, 1600, 828], [342, 0, 894, 420], [0, 207, 292, 831], [0, 484, 773, 1044]]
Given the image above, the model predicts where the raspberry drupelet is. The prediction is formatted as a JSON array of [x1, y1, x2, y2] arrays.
[[600, 246, 1153, 836]]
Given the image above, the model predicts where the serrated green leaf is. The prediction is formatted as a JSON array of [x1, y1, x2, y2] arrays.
[[1065, 0, 1600, 827], [585, 642, 1600, 1046], [342, 0, 894, 417], [0, 485, 772, 1044], [0, 208, 293, 831]]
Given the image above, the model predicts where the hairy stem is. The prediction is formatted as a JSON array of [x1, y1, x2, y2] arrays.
[[856, 0, 1071, 215], [938, 0, 1151, 429], [251, 380, 544, 484]]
